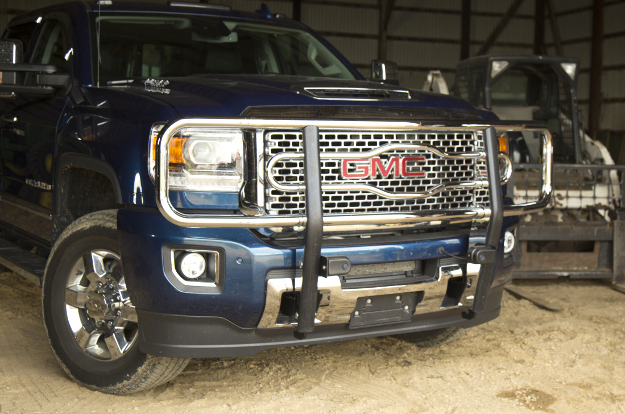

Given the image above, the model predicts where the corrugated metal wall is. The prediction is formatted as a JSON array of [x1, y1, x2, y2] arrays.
[[1, 0, 624, 133]]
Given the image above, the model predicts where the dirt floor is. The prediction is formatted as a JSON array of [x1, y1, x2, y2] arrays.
[[0, 270, 624, 414]]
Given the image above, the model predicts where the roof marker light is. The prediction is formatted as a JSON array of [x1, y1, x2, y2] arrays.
[[561, 62, 577, 80], [491, 60, 509, 78]]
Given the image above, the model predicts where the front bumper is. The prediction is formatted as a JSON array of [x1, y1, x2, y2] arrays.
[[137, 284, 504, 358], [259, 262, 481, 329], [142, 123, 544, 339]]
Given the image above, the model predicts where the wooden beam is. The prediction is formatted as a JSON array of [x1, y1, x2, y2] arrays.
[[588, 0, 604, 139], [545, 0, 563, 56], [460, 0, 471, 60], [319, 30, 532, 48], [534, 0, 545, 55], [545, 30, 625, 47], [377, 0, 393, 60], [298, 0, 534, 18], [580, 97, 625, 104], [477, 0, 527, 56], [293, 0, 302, 21], [555, 0, 623, 16], [385, 0, 396, 30], [580, 63, 625, 73]]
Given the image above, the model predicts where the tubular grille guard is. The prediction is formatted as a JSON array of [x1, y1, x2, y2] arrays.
[[154, 119, 553, 229]]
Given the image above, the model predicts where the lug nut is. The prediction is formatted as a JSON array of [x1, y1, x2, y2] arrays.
[[366, 299, 371, 304], [354, 311, 359, 316], [395, 296, 401, 301]]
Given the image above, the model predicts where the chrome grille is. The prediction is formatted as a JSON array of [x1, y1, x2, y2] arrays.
[[265, 130, 491, 215]]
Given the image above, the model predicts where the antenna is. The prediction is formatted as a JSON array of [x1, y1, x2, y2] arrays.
[[97, 1, 100, 87]]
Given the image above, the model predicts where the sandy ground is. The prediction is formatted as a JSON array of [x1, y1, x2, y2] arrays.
[[0, 270, 624, 414]]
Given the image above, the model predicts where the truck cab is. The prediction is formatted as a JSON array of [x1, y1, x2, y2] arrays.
[[0, 1, 552, 394]]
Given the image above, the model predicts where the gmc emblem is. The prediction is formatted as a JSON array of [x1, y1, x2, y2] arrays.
[[341, 156, 426, 179]]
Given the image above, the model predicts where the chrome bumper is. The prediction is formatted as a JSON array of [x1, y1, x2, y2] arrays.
[[258, 262, 481, 329]]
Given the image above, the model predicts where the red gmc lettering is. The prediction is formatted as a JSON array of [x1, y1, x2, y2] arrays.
[[372, 157, 399, 178], [401, 157, 426, 177], [341, 159, 370, 178], [341, 156, 425, 178]]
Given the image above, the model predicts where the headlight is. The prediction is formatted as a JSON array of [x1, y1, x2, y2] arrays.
[[149, 125, 244, 192]]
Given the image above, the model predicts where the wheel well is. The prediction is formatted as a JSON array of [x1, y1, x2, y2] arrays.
[[53, 166, 121, 241]]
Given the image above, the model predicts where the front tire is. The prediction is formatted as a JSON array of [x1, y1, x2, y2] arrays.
[[392, 326, 470, 348], [42, 210, 189, 394]]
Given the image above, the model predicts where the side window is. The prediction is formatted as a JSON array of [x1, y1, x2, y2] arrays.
[[31, 20, 69, 70], [25, 20, 69, 86]]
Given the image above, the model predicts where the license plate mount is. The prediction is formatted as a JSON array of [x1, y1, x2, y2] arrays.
[[348, 292, 420, 329]]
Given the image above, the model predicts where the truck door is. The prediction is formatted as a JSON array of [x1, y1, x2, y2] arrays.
[[0, 18, 71, 244]]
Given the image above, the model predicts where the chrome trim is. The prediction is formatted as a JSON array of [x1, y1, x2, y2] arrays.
[[155, 119, 552, 228], [499, 152, 513, 183], [502, 130, 553, 216], [258, 262, 480, 328], [301, 87, 412, 101]]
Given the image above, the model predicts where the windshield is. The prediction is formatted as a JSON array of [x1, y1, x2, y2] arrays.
[[93, 13, 356, 83]]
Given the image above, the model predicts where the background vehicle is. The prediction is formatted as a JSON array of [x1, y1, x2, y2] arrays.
[[448, 55, 624, 284], [0, 2, 551, 394]]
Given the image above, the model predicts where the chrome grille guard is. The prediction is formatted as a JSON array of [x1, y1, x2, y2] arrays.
[[155, 119, 553, 230], [155, 120, 552, 338]]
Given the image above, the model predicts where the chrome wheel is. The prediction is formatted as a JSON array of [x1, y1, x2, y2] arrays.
[[64, 250, 138, 360]]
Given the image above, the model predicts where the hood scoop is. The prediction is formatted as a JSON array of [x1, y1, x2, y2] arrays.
[[302, 87, 412, 101]]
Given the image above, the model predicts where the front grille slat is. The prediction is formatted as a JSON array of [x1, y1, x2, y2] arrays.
[[265, 130, 491, 216]]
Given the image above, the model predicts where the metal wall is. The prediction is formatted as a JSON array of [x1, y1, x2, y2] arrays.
[[1, 0, 624, 133]]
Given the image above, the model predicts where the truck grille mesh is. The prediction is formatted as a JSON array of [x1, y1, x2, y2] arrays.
[[265, 130, 490, 215]]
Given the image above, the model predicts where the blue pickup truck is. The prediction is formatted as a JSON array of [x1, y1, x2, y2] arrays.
[[0, 1, 552, 394]]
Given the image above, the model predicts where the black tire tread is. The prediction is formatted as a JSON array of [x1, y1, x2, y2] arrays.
[[393, 326, 470, 348], [89, 355, 190, 395]]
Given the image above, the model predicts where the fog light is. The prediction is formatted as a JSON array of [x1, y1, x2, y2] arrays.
[[179, 252, 206, 279], [503, 231, 515, 254]]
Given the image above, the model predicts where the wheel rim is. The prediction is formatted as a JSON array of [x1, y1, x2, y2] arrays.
[[64, 250, 138, 361]]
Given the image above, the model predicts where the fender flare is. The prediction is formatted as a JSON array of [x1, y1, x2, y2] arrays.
[[53, 153, 122, 241]]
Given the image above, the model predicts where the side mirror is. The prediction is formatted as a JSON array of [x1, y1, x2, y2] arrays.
[[0, 39, 24, 86], [0, 39, 70, 96], [370, 60, 399, 85]]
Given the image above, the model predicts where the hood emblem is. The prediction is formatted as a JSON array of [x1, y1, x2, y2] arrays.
[[144, 78, 170, 94]]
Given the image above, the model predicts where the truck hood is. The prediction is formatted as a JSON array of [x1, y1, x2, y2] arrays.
[[109, 75, 484, 121]]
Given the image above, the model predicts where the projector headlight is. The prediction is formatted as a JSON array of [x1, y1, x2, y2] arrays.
[[150, 125, 244, 192]]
